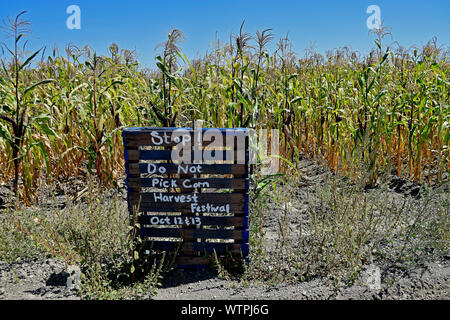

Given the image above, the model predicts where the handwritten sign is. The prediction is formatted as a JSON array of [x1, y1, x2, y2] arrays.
[[122, 127, 249, 268]]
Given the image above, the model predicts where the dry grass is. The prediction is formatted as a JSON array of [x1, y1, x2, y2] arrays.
[[0, 176, 166, 299], [244, 166, 449, 286]]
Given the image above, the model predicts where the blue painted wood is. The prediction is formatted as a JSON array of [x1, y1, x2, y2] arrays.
[[124, 128, 250, 148], [135, 177, 246, 189], [137, 163, 247, 175], [129, 203, 246, 214], [140, 227, 247, 240], [123, 130, 132, 214], [139, 149, 238, 161], [139, 215, 245, 227], [123, 127, 249, 134], [123, 127, 250, 268], [130, 192, 245, 204], [145, 241, 249, 255]]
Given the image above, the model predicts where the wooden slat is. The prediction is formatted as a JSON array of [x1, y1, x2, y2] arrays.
[[175, 256, 212, 266], [233, 136, 248, 248], [146, 241, 248, 255], [139, 215, 245, 227], [129, 163, 247, 176], [125, 146, 140, 212], [125, 133, 247, 149], [129, 192, 246, 204], [233, 136, 249, 192], [131, 149, 246, 162], [127, 150, 140, 161], [140, 228, 248, 240], [128, 177, 247, 190], [123, 128, 249, 135], [124, 128, 248, 145], [131, 203, 246, 214], [179, 162, 196, 243]]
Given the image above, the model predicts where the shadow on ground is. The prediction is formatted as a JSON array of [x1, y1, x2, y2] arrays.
[[159, 268, 219, 289]]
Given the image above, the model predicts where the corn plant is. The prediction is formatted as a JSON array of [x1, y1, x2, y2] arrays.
[[0, 11, 54, 201], [0, 15, 448, 197]]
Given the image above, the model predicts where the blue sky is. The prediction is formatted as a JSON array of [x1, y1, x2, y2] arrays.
[[0, 0, 449, 68]]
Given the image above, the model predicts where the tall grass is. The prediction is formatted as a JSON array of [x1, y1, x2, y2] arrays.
[[0, 14, 448, 201]]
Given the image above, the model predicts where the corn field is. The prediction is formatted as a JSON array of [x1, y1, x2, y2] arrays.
[[0, 15, 449, 203]]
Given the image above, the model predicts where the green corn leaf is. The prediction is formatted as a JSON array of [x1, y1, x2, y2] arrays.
[[19, 49, 41, 72], [21, 79, 55, 102]]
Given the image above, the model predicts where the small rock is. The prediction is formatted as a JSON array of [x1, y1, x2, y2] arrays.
[[362, 264, 381, 291], [18, 270, 27, 279], [66, 266, 81, 291], [285, 202, 299, 213]]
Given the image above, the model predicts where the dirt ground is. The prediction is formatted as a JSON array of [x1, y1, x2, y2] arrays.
[[0, 158, 448, 300], [1, 255, 448, 300], [0, 258, 79, 300], [154, 260, 450, 300]]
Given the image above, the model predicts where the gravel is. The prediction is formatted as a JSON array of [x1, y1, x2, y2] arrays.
[[0, 258, 80, 300], [152, 259, 449, 300]]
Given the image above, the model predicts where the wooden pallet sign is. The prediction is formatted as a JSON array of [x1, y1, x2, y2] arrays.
[[122, 126, 249, 268]]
